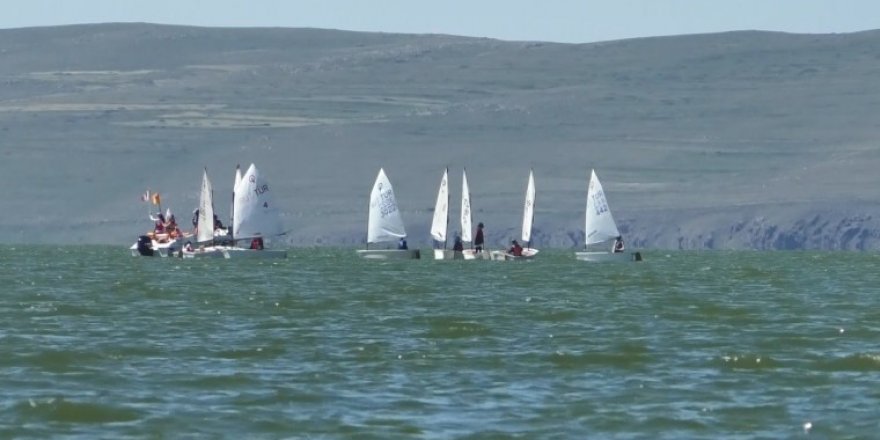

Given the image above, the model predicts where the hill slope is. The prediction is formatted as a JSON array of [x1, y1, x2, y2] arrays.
[[1, 23, 878, 249]]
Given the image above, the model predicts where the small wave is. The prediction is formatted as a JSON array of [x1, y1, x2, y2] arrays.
[[549, 344, 649, 369], [815, 353, 880, 372], [214, 345, 286, 359], [181, 373, 259, 388], [424, 319, 492, 338], [16, 397, 140, 424], [22, 350, 104, 373], [717, 353, 779, 370]]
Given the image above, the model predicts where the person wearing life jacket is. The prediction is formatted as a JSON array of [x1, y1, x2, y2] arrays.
[[509, 240, 523, 257], [153, 213, 166, 234], [250, 237, 264, 250], [166, 215, 180, 238], [612, 236, 625, 253]]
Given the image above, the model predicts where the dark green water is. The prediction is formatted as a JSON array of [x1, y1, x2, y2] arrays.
[[2, 246, 879, 438]]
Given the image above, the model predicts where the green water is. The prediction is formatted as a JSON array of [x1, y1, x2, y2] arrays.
[[1, 246, 879, 438]]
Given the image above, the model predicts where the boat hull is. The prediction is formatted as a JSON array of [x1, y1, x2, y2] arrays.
[[462, 249, 490, 260], [433, 249, 481, 260], [130, 235, 183, 257], [490, 248, 539, 261], [356, 249, 421, 260], [574, 251, 643, 262]]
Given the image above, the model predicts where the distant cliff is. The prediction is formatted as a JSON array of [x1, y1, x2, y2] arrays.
[[1, 24, 878, 249]]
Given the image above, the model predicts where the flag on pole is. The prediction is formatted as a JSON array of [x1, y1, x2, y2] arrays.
[[151, 193, 161, 206], [140, 190, 151, 202]]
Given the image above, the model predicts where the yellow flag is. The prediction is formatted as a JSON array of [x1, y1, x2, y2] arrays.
[[151, 193, 161, 205]]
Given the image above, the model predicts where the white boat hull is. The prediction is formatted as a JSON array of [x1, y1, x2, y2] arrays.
[[462, 249, 490, 260], [356, 249, 421, 260], [574, 251, 643, 262], [490, 248, 539, 261], [434, 249, 489, 260]]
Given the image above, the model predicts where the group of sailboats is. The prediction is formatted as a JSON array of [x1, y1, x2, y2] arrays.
[[354, 167, 641, 263], [428, 168, 490, 260], [132, 163, 287, 259], [183, 163, 287, 259], [133, 163, 640, 263]]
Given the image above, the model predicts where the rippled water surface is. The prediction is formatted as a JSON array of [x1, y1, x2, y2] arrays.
[[2, 246, 879, 438]]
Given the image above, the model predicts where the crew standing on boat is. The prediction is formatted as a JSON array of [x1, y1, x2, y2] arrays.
[[474, 222, 485, 252]]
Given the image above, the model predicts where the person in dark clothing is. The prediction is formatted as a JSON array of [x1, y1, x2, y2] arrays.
[[213, 214, 224, 231], [452, 235, 464, 252], [474, 222, 485, 252], [398, 237, 408, 250]]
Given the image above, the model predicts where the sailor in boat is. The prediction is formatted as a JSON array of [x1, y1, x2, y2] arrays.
[[166, 214, 181, 239], [152, 212, 166, 234], [398, 237, 408, 250], [509, 240, 523, 257], [250, 237, 264, 250], [612, 236, 625, 253], [474, 222, 485, 253], [453, 234, 464, 252], [213, 214, 224, 231]]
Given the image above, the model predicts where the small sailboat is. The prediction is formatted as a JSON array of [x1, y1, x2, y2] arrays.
[[430, 168, 454, 260], [356, 168, 421, 259], [575, 169, 642, 262], [181, 168, 226, 258], [491, 169, 539, 260], [460, 168, 488, 260], [224, 163, 287, 258]]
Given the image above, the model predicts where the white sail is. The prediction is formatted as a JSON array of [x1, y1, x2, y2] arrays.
[[461, 169, 473, 243], [231, 164, 242, 224], [367, 168, 407, 243], [585, 169, 620, 246], [521, 169, 536, 244], [197, 169, 215, 243], [430, 168, 449, 243], [232, 163, 283, 240]]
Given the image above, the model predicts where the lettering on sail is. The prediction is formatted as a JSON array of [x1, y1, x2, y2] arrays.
[[253, 184, 269, 197], [376, 185, 398, 218], [592, 191, 609, 216]]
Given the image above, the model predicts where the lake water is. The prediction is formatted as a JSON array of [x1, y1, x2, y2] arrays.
[[1, 246, 878, 438]]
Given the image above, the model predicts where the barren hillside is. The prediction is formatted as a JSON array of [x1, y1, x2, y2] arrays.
[[1, 23, 878, 249]]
